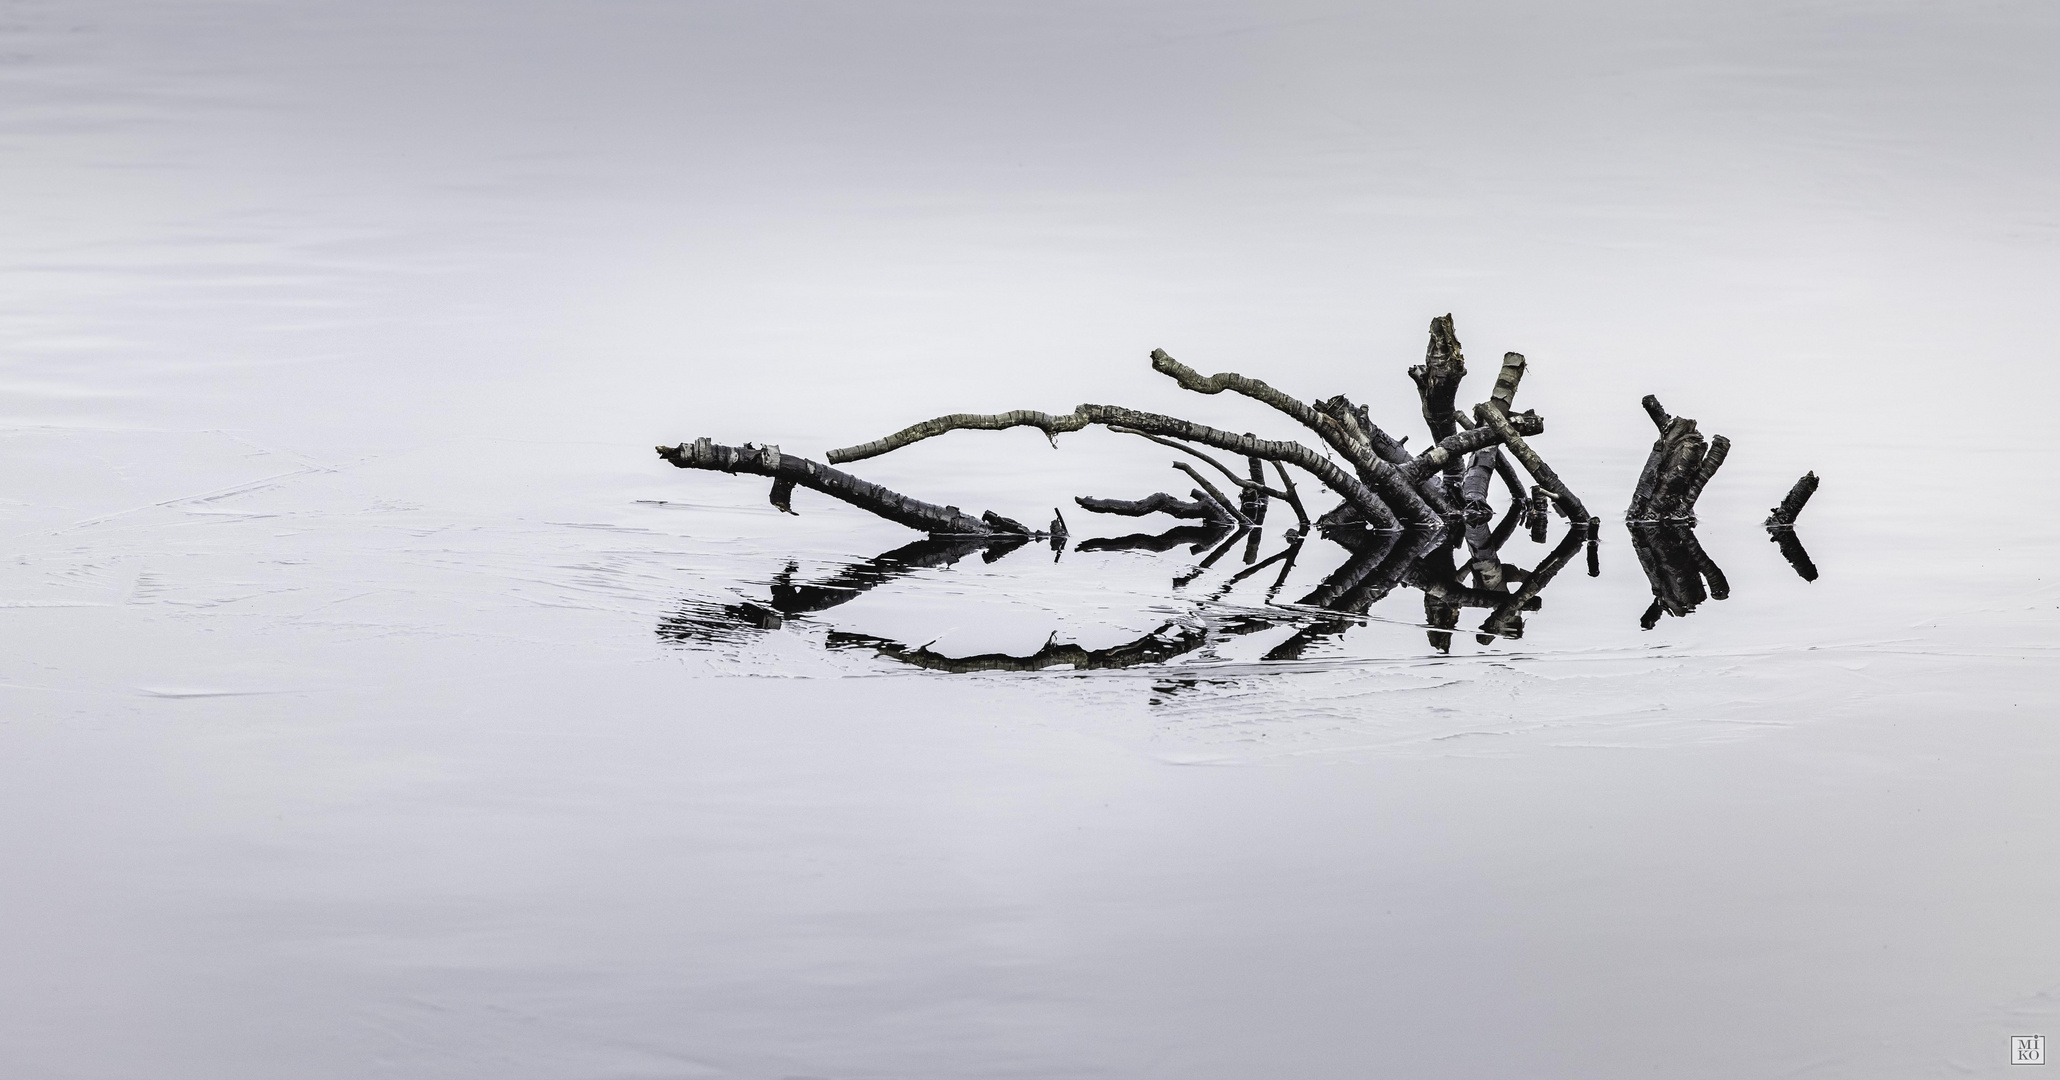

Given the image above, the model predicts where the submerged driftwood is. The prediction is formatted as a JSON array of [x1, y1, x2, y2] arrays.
[[1763, 471, 1822, 581], [1626, 396, 1730, 523], [657, 314, 1842, 653], [661, 315, 1578, 549], [1764, 471, 1819, 528]]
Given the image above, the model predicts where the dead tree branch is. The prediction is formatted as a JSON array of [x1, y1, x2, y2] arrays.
[[1171, 462, 1253, 526], [1473, 403, 1590, 522], [1074, 490, 1232, 521], [1407, 314, 1469, 494], [1627, 396, 1730, 523], [658, 439, 1025, 536], [1148, 349, 1438, 527], [829, 402, 1403, 530]]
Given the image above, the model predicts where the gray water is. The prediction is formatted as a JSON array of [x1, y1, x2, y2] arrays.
[[5, 2, 2059, 1077]]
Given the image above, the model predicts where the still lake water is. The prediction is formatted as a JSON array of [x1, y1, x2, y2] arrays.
[[5, 2, 2059, 1077]]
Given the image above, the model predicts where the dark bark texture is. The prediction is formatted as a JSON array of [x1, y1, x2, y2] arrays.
[[1765, 471, 1819, 528], [1626, 397, 1730, 523], [658, 439, 1013, 536]]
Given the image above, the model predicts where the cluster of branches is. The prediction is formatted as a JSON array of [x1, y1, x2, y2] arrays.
[[1625, 396, 1729, 524], [656, 315, 1614, 650], [657, 315, 1592, 548], [657, 318, 1827, 652]]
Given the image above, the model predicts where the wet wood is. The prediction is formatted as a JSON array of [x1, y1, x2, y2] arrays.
[[1075, 491, 1231, 521], [832, 402, 1404, 530], [1487, 352, 1526, 416], [1472, 402, 1589, 522], [1765, 471, 1819, 527], [1149, 350, 1438, 526], [1627, 397, 1729, 523], [658, 439, 1011, 535], [1407, 314, 1469, 492]]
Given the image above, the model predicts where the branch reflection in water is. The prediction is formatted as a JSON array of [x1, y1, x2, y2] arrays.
[[659, 513, 1602, 670]]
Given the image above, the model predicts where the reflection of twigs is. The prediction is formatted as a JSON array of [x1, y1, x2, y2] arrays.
[[1769, 527, 1818, 581], [1204, 536, 1302, 602], [1629, 523, 1730, 624], [1076, 523, 1232, 553], [829, 623, 1207, 672], [1266, 538, 1303, 600], [1480, 523, 1588, 638], [1175, 526, 1249, 587]]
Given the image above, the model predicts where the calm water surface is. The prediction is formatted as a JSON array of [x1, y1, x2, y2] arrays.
[[4, 3, 2059, 1077]]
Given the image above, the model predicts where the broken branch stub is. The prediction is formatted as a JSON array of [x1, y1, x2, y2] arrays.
[[1627, 397, 1730, 523], [1488, 352, 1526, 416], [1765, 471, 1819, 528], [1407, 315, 1469, 490]]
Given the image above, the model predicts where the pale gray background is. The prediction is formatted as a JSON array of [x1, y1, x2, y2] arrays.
[[4, 2, 2058, 1077]]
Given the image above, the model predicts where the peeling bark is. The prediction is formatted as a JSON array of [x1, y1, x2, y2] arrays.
[[1488, 352, 1526, 416]]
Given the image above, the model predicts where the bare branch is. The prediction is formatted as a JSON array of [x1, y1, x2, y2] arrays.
[[828, 409, 1089, 463], [1075, 491, 1229, 521], [1148, 349, 1438, 527], [1472, 404, 1590, 522], [659, 439, 1010, 535], [1171, 462, 1253, 526], [829, 402, 1403, 530], [1765, 471, 1819, 528], [1270, 461, 1310, 532]]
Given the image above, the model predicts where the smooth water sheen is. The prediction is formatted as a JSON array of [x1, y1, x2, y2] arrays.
[[4, 3, 2059, 1077]]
